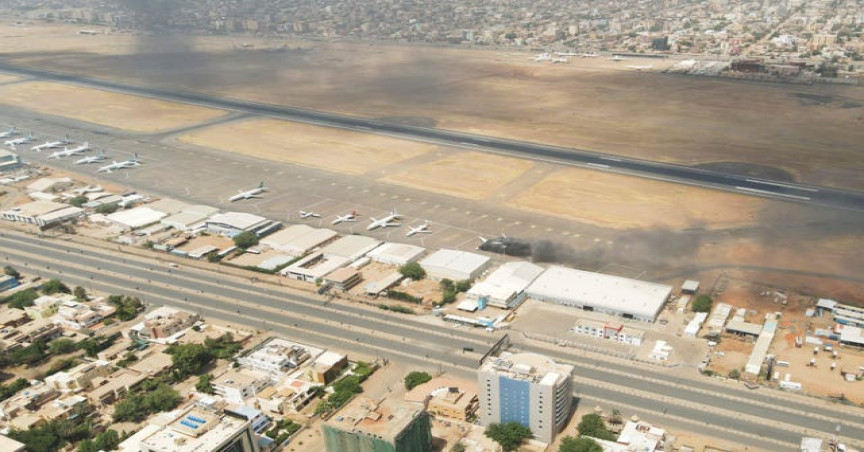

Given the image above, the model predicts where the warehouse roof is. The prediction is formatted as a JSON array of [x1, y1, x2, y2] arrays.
[[322, 235, 382, 260], [105, 207, 166, 229], [468, 261, 544, 301], [420, 249, 490, 276], [527, 266, 672, 320], [261, 224, 337, 256], [8, 200, 68, 217], [207, 212, 268, 230], [366, 242, 426, 264]]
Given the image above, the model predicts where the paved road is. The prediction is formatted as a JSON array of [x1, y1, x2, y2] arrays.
[[3, 232, 863, 450], [1, 63, 863, 212]]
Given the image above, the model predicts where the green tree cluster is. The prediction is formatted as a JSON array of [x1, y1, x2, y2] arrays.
[[42, 278, 71, 295], [3, 265, 20, 279], [377, 304, 414, 314], [386, 290, 422, 304], [73, 286, 88, 301], [576, 414, 616, 441], [204, 333, 242, 359], [2, 288, 39, 309], [77, 334, 119, 358], [439, 278, 473, 305], [113, 384, 181, 422], [48, 339, 77, 355], [41, 358, 80, 380], [233, 231, 260, 249], [314, 362, 376, 416], [691, 294, 713, 313], [398, 262, 426, 280], [107, 295, 144, 321], [67, 195, 88, 207], [266, 418, 302, 445], [559, 436, 602, 452], [484, 422, 532, 451], [9, 418, 91, 452], [0, 378, 31, 402], [95, 203, 119, 214], [77, 429, 120, 452], [404, 371, 432, 390], [196, 374, 215, 394], [167, 342, 215, 380]]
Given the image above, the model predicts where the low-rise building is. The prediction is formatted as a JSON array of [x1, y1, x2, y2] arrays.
[[321, 235, 382, 262], [420, 249, 491, 281], [260, 224, 338, 256], [280, 252, 349, 282], [206, 212, 275, 237], [0, 381, 60, 423], [0, 434, 25, 452], [87, 369, 147, 406], [105, 207, 167, 231], [25, 294, 76, 320], [404, 377, 478, 422], [119, 406, 261, 452], [225, 405, 271, 434], [323, 396, 432, 452], [366, 242, 425, 266], [1, 200, 84, 228], [45, 359, 114, 392], [466, 261, 543, 309], [212, 369, 272, 404], [55, 301, 115, 330], [0, 308, 29, 328], [128, 306, 200, 344], [572, 320, 644, 346], [324, 268, 363, 291], [0, 148, 22, 172], [307, 351, 348, 385], [14, 317, 63, 344], [238, 338, 312, 376], [257, 378, 317, 414]]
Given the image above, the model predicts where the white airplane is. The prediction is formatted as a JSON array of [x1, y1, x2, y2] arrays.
[[331, 210, 359, 225], [406, 222, 430, 237], [532, 53, 553, 62], [74, 150, 107, 165], [47, 142, 90, 159], [611, 55, 627, 61], [367, 209, 401, 231], [5, 132, 35, 148], [299, 210, 321, 219], [581, 52, 600, 58], [228, 181, 266, 202], [0, 126, 17, 139], [554, 51, 579, 57], [551, 57, 569, 64], [626, 64, 653, 71], [31, 134, 72, 152], [97, 153, 141, 173]]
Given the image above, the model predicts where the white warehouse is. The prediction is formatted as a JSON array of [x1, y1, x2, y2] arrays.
[[525, 266, 672, 322], [420, 249, 491, 281], [466, 261, 544, 309]]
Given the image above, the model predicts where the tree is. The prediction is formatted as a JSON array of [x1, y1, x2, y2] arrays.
[[691, 294, 713, 313], [108, 295, 144, 321], [452, 443, 466, 452], [559, 436, 602, 452], [196, 374, 215, 394], [404, 371, 432, 390], [73, 286, 88, 301], [576, 414, 616, 440], [167, 343, 214, 379], [48, 339, 77, 355], [398, 262, 426, 280], [3, 288, 39, 309], [233, 231, 259, 249], [3, 265, 20, 279], [68, 195, 88, 208], [42, 278, 71, 295], [484, 423, 532, 451], [728, 369, 741, 379], [95, 203, 118, 214]]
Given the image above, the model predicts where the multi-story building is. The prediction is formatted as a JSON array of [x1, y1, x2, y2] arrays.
[[323, 396, 432, 452], [237, 338, 311, 376], [119, 406, 260, 452], [477, 352, 574, 444], [211, 369, 272, 405], [128, 306, 200, 344], [44, 360, 114, 392]]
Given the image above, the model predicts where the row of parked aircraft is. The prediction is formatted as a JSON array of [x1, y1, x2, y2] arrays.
[[1, 127, 143, 174]]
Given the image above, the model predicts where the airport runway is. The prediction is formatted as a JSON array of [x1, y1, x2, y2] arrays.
[[3, 232, 863, 450], [1, 63, 863, 212]]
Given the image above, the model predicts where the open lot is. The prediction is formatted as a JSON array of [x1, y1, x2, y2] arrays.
[[0, 73, 19, 83], [381, 151, 534, 200], [179, 118, 434, 175], [0, 81, 226, 133]]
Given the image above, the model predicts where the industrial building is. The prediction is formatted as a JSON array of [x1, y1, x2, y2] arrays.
[[466, 261, 544, 309], [160, 205, 219, 231], [0, 148, 22, 172], [280, 252, 349, 282], [206, 212, 276, 237], [525, 267, 672, 322], [367, 242, 426, 266], [420, 249, 490, 281], [321, 235, 382, 261], [478, 352, 574, 444], [323, 396, 432, 452], [1, 200, 84, 228], [104, 207, 167, 231], [260, 224, 338, 256]]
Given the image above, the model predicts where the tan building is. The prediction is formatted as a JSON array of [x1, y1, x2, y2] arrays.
[[0, 308, 30, 328], [0, 434, 25, 452], [0, 381, 60, 424], [45, 360, 114, 392], [128, 306, 200, 344], [120, 406, 260, 452], [87, 370, 146, 406], [211, 369, 272, 404], [405, 377, 478, 422], [307, 351, 348, 384]]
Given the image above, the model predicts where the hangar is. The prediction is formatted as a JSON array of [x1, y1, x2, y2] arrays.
[[105, 207, 167, 231], [206, 212, 274, 237], [525, 266, 672, 322], [420, 249, 490, 281], [321, 235, 382, 261], [260, 224, 338, 256], [366, 242, 425, 266], [1, 200, 84, 228], [466, 261, 544, 309]]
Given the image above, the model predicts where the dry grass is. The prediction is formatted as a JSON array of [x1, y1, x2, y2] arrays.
[[510, 167, 763, 229], [0, 74, 20, 83], [0, 81, 226, 132], [179, 118, 433, 175], [381, 151, 534, 200]]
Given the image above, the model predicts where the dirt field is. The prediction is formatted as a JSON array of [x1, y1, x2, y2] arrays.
[[0, 73, 20, 83], [0, 81, 226, 132], [381, 151, 534, 200], [179, 118, 434, 175], [510, 167, 764, 229]]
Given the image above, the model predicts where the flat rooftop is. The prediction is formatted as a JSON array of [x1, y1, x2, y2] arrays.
[[140, 407, 250, 452], [325, 396, 425, 441]]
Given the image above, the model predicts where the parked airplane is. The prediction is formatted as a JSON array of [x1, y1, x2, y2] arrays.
[[97, 153, 141, 173], [5, 132, 35, 148], [611, 55, 627, 61], [299, 210, 321, 219], [626, 64, 653, 71], [367, 209, 401, 231], [332, 211, 359, 225], [74, 150, 107, 165], [406, 222, 430, 237], [0, 126, 17, 139], [554, 51, 579, 57], [581, 52, 600, 58], [228, 182, 266, 202], [47, 142, 90, 159], [31, 134, 72, 152]]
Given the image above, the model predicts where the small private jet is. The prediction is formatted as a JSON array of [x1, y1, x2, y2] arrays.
[[97, 153, 141, 173], [47, 142, 90, 159], [332, 211, 359, 225], [0, 126, 17, 139], [228, 182, 267, 202], [74, 151, 107, 165], [367, 209, 401, 231], [406, 222, 430, 237], [299, 210, 321, 219], [31, 134, 72, 152]]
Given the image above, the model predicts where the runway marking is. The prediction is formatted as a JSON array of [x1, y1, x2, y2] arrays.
[[601, 157, 623, 162], [745, 179, 819, 193], [586, 163, 610, 169], [735, 186, 811, 201]]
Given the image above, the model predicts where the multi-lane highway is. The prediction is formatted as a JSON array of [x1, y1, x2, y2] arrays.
[[2, 231, 863, 450], [1, 63, 863, 212]]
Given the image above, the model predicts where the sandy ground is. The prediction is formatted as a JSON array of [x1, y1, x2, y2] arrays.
[[0, 73, 20, 83], [0, 81, 226, 133], [179, 118, 434, 175], [381, 151, 534, 200], [510, 167, 763, 229]]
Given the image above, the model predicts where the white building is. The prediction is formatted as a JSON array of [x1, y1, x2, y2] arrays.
[[367, 242, 426, 266], [206, 212, 274, 237], [0, 148, 22, 172], [1, 200, 84, 227], [119, 406, 260, 452], [321, 235, 382, 261], [211, 369, 272, 404], [525, 267, 672, 322], [105, 207, 167, 231], [237, 338, 312, 376], [684, 312, 708, 337], [478, 352, 574, 444], [259, 224, 337, 256], [572, 320, 643, 346], [420, 249, 491, 281], [160, 205, 219, 232], [466, 261, 544, 308]]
